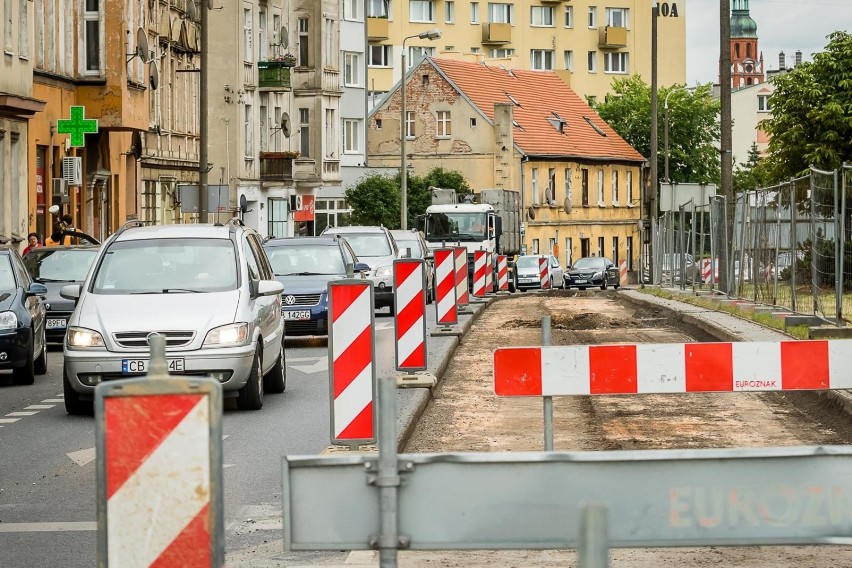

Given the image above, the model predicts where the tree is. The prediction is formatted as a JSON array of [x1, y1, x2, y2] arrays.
[[761, 31, 852, 181], [407, 167, 472, 229], [732, 143, 772, 193], [594, 76, 721, 185]]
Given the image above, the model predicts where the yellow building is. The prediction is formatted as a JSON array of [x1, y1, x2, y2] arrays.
[[368, 57, 646, 276], [366, 0, 685, 102]]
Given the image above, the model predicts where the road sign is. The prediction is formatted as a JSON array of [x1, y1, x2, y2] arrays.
[[394, 259, 427, 371], [434, 248, 457, 326], [494, 339, 852, 397], [328, 280, 376, 446], [57, 106, 98, 147], [472, 250, 486, 298], [453, 247, 469, 308], [539, 256, 550, 289]]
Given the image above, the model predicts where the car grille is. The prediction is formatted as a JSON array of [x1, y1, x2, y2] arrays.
[[282, 293, 321, 307], [112, 331, 196, 349], [46, 310, 73, 318], [285, 319, 327, 336]]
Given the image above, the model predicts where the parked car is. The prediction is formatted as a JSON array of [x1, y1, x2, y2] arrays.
[[565, 256, 620, 290], [0, 247, 48, 385], [391, 229, 435, 303], [514, 254, 565, 290], [643, 254, 697, 285], [60, 220, 285, 414], [264, 236, 369, 336], [321, 226, 400, 310], [23, 245, 99, 343]]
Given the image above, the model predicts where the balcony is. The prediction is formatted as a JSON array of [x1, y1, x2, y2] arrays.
[[322, 69, 341, 92], [258, 62, 293, 90], [598, 26, 628, 49], [367, 17, 389, 40], [259, 152, 295, 181], [481, 23, 511, 44]]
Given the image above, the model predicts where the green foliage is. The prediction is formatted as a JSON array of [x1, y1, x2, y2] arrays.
[[762, 31, 852, 180], [406, 167, 472, 228], [593, 76, 721, 185], [732, 143, 773, 193]]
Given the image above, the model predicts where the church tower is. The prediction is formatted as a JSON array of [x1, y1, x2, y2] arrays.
[[730, 0, 764, 88]]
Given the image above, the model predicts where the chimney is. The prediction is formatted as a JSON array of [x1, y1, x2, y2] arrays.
[[779, 51, 786, 70], [795, 50, 802, 66]]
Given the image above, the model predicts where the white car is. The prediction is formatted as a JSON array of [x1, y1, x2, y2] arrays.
[[514, 255, 565, 290], [321, 226, 400, 310]]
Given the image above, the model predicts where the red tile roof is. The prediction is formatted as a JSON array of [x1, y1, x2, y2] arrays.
[[428, 58, 645, 163]]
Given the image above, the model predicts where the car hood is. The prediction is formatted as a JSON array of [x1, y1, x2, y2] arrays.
[[274, 274, 345, 294], [76, 290, 241, 336], [569, 267, 603, 275], [0, 290, 19, 311], [38, 280, 79, 311]]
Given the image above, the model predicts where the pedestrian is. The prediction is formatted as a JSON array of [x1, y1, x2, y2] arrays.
[[45, 222, 70, 246], [22, 232, 42, 255]]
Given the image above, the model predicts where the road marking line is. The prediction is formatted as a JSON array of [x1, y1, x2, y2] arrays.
[[0, 522, 97, 532], [6, 411, 38, 417], [0, 418, 20, 424], [25, 405, 55, 410], [43, 398, 64, 403], [67, 447, 96, 467]]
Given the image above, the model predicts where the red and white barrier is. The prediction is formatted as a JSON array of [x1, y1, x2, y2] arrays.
[[329, 281, 376, 445], [539, 256, 550, 289], [472, 250, 487, 298], [394, 259, 427, 371], [434, 248, 458, 325], [494, 339, 852, 397], [454, 246, 469, 308], [619, 260, 628, 285], [701, 258, 719, 283], [497, 255, 508, 292], [484, 252, 493, 294]]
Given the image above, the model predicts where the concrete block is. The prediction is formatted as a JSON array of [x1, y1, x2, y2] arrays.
[[771, 312, 792, 321], [430, 326, 464, 337], [320, 444, 377, 455], [737, 303, 759, 313], [718, 299, 743, 307], [784, 315, 829, 328], [808, 326, 852, 339], [752, 307, 778, 315]]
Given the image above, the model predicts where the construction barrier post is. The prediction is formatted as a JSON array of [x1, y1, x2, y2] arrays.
[[484, 252, 493, 294], [497, 255, 509, 292], [618, 260, 628, 287], [453, 246, 470, 311], [539, 256, 550, 289], [433, 248, 459, 331], [472, 250, 487, 298], [393, 259, 427, 372]]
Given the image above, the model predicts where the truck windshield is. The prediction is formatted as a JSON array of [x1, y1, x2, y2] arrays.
[[425, 213, 488, 242]]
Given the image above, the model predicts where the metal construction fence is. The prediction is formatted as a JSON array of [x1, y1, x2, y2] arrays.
[[649, 163, 852, 325]]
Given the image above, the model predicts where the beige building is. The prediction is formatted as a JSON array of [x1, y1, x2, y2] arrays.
[[369, 57, 645, 274], [366, 0, 686, 104]]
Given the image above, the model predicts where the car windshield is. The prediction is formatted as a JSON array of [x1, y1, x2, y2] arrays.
[[573, 257, 605, 270], [23, 248, 98, 282], [515, 256, 541, 268], [92, 238, 238, 294], [395, 239, 423, 259], [425, 212, 488, 241], [266, 245, 346, 275], [335, 233, 391, 257], [0, 256, 15, 289]]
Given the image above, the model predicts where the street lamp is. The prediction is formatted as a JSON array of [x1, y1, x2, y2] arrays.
[[663, 86, 693, 183], [400, 28, 441, 230]]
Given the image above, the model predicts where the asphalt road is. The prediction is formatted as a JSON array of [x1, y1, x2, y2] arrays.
[[0, 306, 425, 567]]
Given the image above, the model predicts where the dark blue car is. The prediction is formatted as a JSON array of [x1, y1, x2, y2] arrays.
[[0, 247, 48, 385], [263, 236, 369, 336]]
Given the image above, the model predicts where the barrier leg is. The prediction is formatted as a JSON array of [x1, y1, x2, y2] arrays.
[[542, 316, 554, 452], [377, 376, 400, 567], [577, 505, 610, 568]]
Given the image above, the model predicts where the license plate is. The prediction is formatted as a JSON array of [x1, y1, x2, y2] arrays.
[[574, 279, 587, 284], [122, 358, 185, 374], [520, 278, 536, 283], [46, 318, 67, 330], [282, 309, 311, 320]]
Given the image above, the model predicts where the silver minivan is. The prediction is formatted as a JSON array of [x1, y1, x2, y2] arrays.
[[60, 220, 285, 414]]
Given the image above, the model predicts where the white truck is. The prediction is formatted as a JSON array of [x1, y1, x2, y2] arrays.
[[421, 187, 521, 291]]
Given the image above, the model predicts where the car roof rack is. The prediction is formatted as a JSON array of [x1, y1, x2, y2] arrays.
[[111, 219, 145, 240]]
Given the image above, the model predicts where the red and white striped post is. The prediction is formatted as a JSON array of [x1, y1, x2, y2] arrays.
[[619, 260, 628, 286], [454, 246, 469, 309], [434, 248, 458, 326], [393, 259, 427, 371], [496, 255, 509, 292], [96, 335, 224, 567], [484, 252, 494, 294], [328, 280, 376, 447], [472, 250, 487, 298], [539, 256, 550, 289]]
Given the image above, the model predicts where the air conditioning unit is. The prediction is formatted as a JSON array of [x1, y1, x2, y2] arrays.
[[52, 178, 69, 202], [62, 156, 83, 186]]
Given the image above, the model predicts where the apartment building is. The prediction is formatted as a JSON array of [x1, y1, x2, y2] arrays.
[[365, 0, 686, 104]]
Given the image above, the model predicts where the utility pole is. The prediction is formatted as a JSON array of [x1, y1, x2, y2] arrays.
[[649, 2, 659, 283], [199, 0, 209, 223], [719, 0, 733, 292]]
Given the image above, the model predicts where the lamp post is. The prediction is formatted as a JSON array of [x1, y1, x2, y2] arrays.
[[400, 29, 441, 230], [663, 86, 693, 183]]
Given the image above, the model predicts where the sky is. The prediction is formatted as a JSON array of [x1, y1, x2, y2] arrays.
[[686, 0, 852, 85]]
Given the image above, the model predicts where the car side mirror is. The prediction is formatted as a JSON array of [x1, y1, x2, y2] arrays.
[[59, 284, 82, 300], [28, 283, 49, 297], [345, 262, 355, 278], [353, 262, 371, 274], [256, 280, 284, 297]]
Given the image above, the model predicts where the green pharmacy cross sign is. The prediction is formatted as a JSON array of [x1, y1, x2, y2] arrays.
[[57, 106, 98, 147]]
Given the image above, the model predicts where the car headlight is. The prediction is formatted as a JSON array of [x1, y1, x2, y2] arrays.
[[67, 326, 105, 348], [374, 266, 392, 278], [593, 272, 603, 278], [203, 323, 250, 347], [0, 311, 17, 331]]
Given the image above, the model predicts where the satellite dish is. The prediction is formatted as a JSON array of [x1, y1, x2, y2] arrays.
[[186, 0, 197, 21], [563, 197, 572, 214], [279, 26, 288, 48], [149, 61, 159, 90], [281, 112, 291, 137], [136, 28, 149, 60], [527, 207, 536, 220], [239, 194, 248, 214]]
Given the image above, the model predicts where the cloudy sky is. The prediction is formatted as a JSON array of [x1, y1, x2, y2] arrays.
[[686, 0, 852, 85]]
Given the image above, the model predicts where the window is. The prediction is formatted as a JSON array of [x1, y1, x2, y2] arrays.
[[445, 0, 454, 22], [626, 236, 633, 270], [436, 111, 451, 137], [273, 105, 282, 150], [612, 236, 619, 265], [268, 198, 288, 238], [470, 47, 480, 53], [563, 50, 573, 71], [324, 18, 334, 67], [18, 0, 28, 57], [489, 48, 514, 58], [604, 52, 628, 73], [298, 17, 309, 66], [344, 52, 361, 86], [532, 239, 540, 254], [369, 45, 392, 66], [243, 8, 253, 61], [344, 0, 361, 20], [605, 7, 627, 27], [244, 104, 253, 156], [611, 170, 619, 205], [597, 170, 604, 204], [4, 0, 11, 51], [470, 1, 479, 23], [565, 237, 573, 267], [581, 168, 589, 206], [564, 5, 573, 27], [597, 236, 604, 258], [405, 110, 415, 138], [530, 6, 554, 26], [344, 118, 361, 153], [549, 238, 556, 256], [470, 117, 477, 128], [325, 108, 335, 157], [408, 45, 434, 64], [409, 0, 435, 22], [374, 118, 382, 129], [587, 51, 597, 72], [758, 94, 771, 112], [564, 168, 572, 203], [531, 50, 554, 70], [299, 108, 310, 157], [488, 2, 513, 23], [531, 167, 539, 205], [83, 0, 101, 72], [546, 168, 555, 203], [587, 6, 596, 28], [314, 199, 352, 235], [626, 171, 633, 204], [259, 101, 267, 151], [367, 0, 389, 17], [258, 10, 267, 60]]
